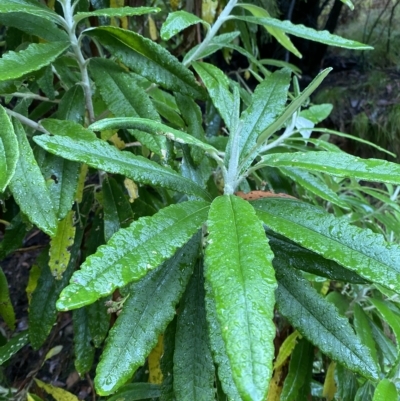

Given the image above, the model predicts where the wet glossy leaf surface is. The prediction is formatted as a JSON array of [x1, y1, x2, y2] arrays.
[[107, 383, 161, 401], [0, 0, 61, 24], [205, 195, 276, 401], [372, 379, 398, 401], [276, 264, 379, 380], [57, 201, 209, 310], [33, 134, 209, 200], [95, 234, 200, 395], [161, 11, 209, 40], [254, 198, 400, 293], [75, 6, 159, 23], [0, 331, 29, 365]]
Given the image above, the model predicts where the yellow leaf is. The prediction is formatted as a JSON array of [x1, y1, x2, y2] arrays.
[[26, 265, 41, 306], [170, 0, 180, 11], [100, 129, 117, 141], [75, 163, 88, 203], [148, 335, 163, 384], [274, 330, 300, 370], [148, 15, 158, 41], [109, 133, 126, 149], [44, 345, 63, 363], [202, 0, 218, 24], [320, 280, 330, 296], [47, 0, 56, 10], [49, 211, 76, 280], [124, 178, 139, 203], [35, 379, 79, 401], [110, 0, 128, 29], [323, 361, 337, 401], [267, 364, 284, 401]]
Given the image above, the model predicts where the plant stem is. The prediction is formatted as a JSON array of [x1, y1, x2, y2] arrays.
[[183, 0, 238, 67], [5, 109, 49, 134], [3, 92, 60, 103], [224, 122, 243, 195], [60, 0, 95, 123]]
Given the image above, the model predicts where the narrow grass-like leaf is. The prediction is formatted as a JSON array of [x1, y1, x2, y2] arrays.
[[49, 211, 76, 280], [29, 191, 93, 349], [233, 15, 373, 49], [107, 384, 161, 401], [257, 151, 400, 185], [205, 195, 277, 401], [85, 27, 205, 99], [0, 0, 61, 24], [94, 234, 199, 395], [0, 42, 68, 82], [73, 307, 95, 375], [192, 62, 234, 131], [205, 283, 241, 401], [373, 379, 398, 401], [273, 331, 300, 370], [0, 105, 18, 192], [0, 331, 29, 365], [90, 117, 218, 154], [275, 264, 379, 380], [174, 261, 215, 401], [75, 6, 159, 23], [161, 11, 209, 40], [253, 198, 400, 293], [33, 134, 209, 200], [0, 268, 15, 330], [34, 379, 79, 401], [280, 338, 314, 401], [57, 201, 209, 311], [9, 120, 58, 237]]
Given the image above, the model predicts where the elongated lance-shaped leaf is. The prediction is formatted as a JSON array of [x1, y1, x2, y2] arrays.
[[373, 379, 398, 401], [0, 41, 68, 82], [160, 318, 177, 401], [41, 118, 96, 141], [0, 0, 62, 24], [90, 117, 219, 155], [278, 167, 350, 209], [73, 307, 95, 375], [253, 198, 400, 294], [107, 384, 161, 401], [205, 195, 277, 401], [254, 68, 331, 147], [57, 201, 209, 311], [233, 15, 373, 50], [0, 331, 29, 365], [94, 234, 200, 395], [161, 11, 209, 41], [275, 264, 379, 380], [280, 338, 314, 401], [0, 105, 18, 192], [9, 120, 58, 237], [256, 151, 400, 186], [192, 62, 234, 131], [87, 298, 110, 348], [174, 260, 215, 401], [74, 6, 159, 23], [231, 68, 291, 173], [267, 230, 367, 283], [205, 282, 241, 401], [33, 134, 210, 200], [29, 191, 93, 349], [85, 27, 205, 99], [0, 268, 15, 330]]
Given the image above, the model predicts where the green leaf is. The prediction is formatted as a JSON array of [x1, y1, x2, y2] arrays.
[[102, 176, 133, 242], [205, 195, 277, 401], [87, 299, 110, 348], [174, 261, 215, 401], [33, 134, 210, 200], [49, 211, 76, 280], [107, 383, 161, 401], [74, 6, 159, 23], [257, 151, 400, 186], [267, 230, 367, 283], [0, 268, 15, 330], [29, 191, 93, 349], [233, 15, 373, 50], [278, 167, 349, 209], [57, 201, 209, 311], [0, 41, 69, 82], [0, 0, 61, 24], [9, 120, 58, 237], [237, 4, 301, 58], [85, 27, 205, 99], [0, 213, 27, 259], [161, 11, 209, 41], [280, 338, 314, 401], [73, 307, 95, 375], [373, 379, 398, 401], [90, 117, 219, 154], [0, 331, 29, 365], [255, 69, 331, 145], [300, 104, 333, 124], [340, 0, 354, 10], [0, 105, 18, 192], [41, 118, 96, 141], [160, 318, 177, 401], [253, 198, 400, 293], [94, 234, 200, 395], [233, 68, 291, 173], [58, 84, 86, 126], [205, 284, 241, 401], [275, 264, 379, 380]]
